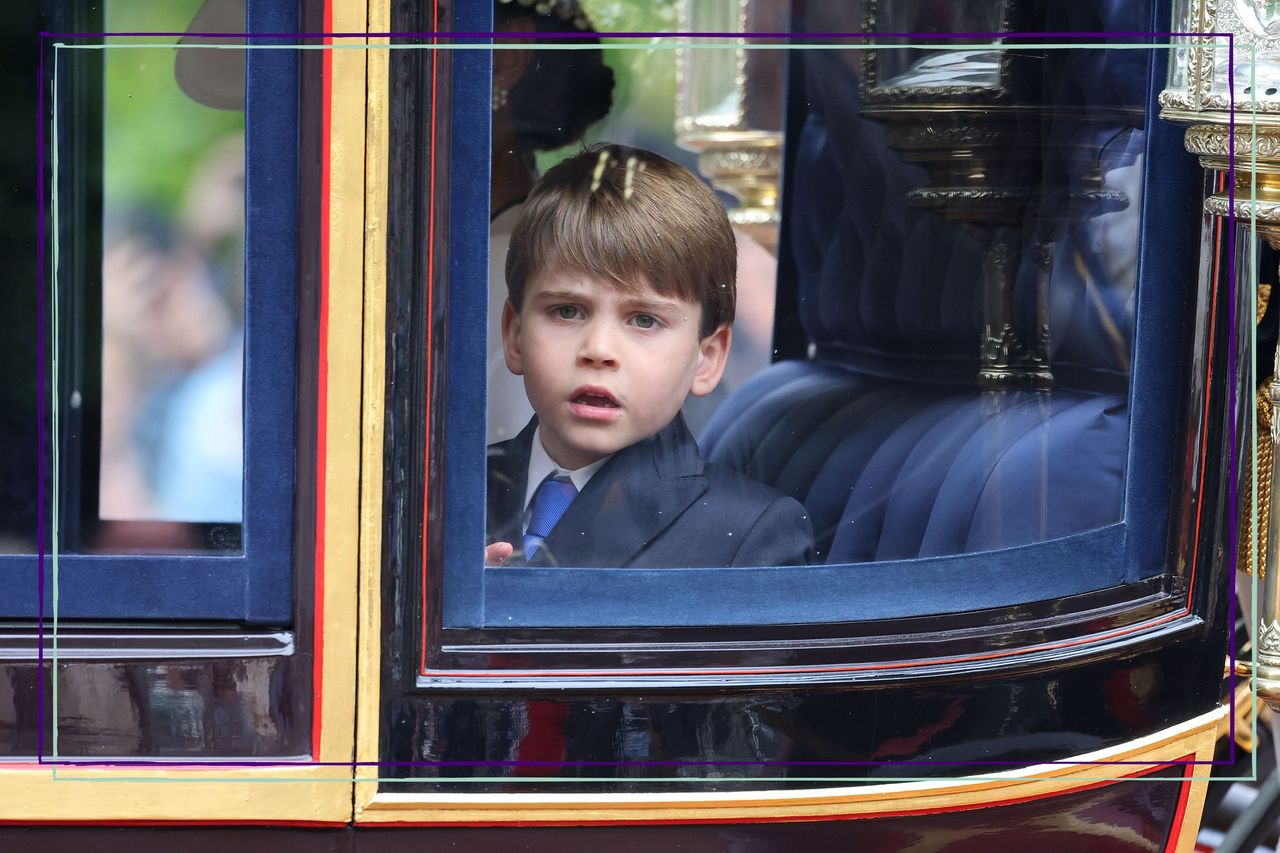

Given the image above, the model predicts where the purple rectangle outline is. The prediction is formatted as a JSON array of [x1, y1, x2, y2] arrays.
[[34, 29, 1242, 773]]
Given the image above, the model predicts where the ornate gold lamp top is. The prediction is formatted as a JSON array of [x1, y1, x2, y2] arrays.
[[1161, 0, 1280, 125], [1161, 0, 1280, 244]]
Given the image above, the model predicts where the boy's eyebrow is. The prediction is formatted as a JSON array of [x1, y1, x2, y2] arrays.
[[530, 288, 590, 302], [530, 288, 684, 314], [622, 296, 684, 314]]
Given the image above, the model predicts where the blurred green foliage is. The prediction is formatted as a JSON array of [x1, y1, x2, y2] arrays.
[[102, 0, 692, 207], [103, 0, 244, 218]]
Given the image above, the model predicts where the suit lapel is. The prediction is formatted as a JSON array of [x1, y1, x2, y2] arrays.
[[528, 415, 708, 568], [487, 419, 536, 555]]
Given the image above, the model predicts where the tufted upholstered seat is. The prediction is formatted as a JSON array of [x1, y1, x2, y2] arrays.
[[700, 35, 1147, 566]]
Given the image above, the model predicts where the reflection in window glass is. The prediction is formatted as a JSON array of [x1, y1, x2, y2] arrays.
[[99, 1, 245, 541], [870, 0, 1005, 91], [482, 34, 1142, 574]]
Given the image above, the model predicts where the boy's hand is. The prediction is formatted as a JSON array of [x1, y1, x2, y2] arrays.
[[485, 541, 514, 566]]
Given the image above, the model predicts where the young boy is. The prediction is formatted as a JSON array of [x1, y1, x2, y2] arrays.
[[486, 145, 813, 569]]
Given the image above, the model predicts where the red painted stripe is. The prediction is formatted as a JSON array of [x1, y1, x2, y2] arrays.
[[1164, 759, 1197, 853], [312, 1, 334, 761], [1186, 172, 1225, 619]]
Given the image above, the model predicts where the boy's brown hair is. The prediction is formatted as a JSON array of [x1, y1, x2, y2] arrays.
[[505, 144, 736, 337]]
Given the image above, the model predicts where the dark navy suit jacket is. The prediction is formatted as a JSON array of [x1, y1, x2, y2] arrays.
[[487, 416, 814, 568]]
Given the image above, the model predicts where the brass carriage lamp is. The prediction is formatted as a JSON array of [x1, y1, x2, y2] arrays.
[[1159, 0, 1280, 708], [674, 0, 787, 253], [859, 0, 1081, 391]]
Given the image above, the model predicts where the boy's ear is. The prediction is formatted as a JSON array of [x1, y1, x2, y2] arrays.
[[689, 324, 732, 397], [501, 299, 525, 376]]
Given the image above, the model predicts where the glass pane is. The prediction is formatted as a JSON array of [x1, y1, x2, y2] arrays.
[[480, 38, 1140, 577], [94, 1, 245, 550]]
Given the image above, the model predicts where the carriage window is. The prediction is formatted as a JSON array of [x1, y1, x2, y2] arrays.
[[405, 4, 1196, 632], [0, 0, 302, 622], [449, 36, 1161, 629]]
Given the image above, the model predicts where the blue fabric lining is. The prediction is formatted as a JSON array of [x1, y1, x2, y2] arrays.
[[482, 525, 1127, 627], [442, 0, 498, 626], [239, 1, 299, 623]]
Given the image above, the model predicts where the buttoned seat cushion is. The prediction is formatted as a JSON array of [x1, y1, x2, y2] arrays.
[[701, 37, 1144, 567]]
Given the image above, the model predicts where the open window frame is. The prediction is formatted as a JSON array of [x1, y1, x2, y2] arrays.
[[385, 9, 1240, 688], [4, 1, 303, 625]]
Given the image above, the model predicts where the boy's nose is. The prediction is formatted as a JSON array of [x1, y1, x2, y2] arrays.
[[577, 321, 620, 368]]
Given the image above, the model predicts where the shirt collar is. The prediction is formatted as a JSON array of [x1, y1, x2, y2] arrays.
[[523, 427, 611, 515]]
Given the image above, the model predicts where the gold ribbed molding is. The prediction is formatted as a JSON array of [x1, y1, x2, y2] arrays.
[[1184, 123, 1280, 161], [1180, 123, 1280, 245]]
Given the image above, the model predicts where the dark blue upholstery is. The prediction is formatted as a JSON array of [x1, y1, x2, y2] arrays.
[[701, 34, 1145, 567]]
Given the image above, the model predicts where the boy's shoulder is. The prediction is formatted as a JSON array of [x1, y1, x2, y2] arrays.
[[639, 419, 813, 567], [699, 459, 801, 516], [692, 462, 813, 563]]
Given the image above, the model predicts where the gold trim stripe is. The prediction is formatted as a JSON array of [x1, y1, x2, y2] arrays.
[[355, 706, 1223, 831], [354, 0, 391, 810], [0, 3, 371, 822], [316, 2, 370, 779]]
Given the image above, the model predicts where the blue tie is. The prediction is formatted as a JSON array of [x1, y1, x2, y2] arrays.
[[523, 474, 577, 561]]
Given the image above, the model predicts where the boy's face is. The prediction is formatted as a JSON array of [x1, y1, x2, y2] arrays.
[[502, 269, 731, 470]]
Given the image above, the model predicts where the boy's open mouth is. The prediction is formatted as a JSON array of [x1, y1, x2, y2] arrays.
[[570, 387, 619, 408]]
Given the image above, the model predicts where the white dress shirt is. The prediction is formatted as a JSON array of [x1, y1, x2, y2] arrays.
[[521, 427, 611, 536]]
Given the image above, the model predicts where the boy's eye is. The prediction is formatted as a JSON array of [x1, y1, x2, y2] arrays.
[[632, 314, 660, 330], [553, 305, 581, 320]]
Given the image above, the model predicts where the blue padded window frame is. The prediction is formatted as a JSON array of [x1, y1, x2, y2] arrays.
[[441, 27, 1200, 628], [6, 2, 299, 624]]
